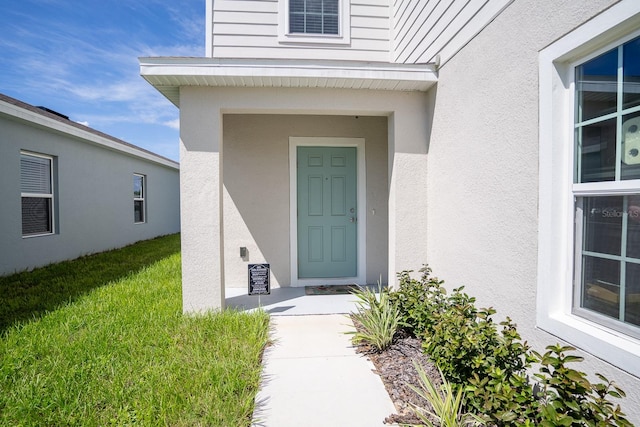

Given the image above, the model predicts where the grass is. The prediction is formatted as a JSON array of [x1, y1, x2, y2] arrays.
[[1, 234, 184, 332], [0, 234, 270, 426]]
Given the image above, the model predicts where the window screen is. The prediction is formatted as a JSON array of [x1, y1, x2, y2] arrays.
[[289, 0, 339, 35], [20, 153, 54, 236]]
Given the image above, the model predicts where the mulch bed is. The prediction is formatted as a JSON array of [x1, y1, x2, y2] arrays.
[[351, 317, 442, 425]]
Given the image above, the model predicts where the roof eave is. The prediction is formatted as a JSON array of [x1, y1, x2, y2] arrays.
[[0, 95, 179, 169], [139, 57, 438, 108]]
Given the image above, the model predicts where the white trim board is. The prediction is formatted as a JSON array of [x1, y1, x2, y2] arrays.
[[289, 137, 367, 287], [0, 98, 178, 170]]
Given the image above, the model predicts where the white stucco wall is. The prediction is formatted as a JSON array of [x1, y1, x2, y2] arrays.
[[222, 114, 389, 287], [0, 115, 180, 276], [425, 0, 639, 421], [179, 86, 429, 309]]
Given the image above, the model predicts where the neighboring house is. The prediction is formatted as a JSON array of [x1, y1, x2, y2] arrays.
[[140, 0, 640, 419], [0, 93, 180, 276]]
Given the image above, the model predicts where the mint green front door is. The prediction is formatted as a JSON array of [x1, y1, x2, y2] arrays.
[[297, 146, 357, 278]]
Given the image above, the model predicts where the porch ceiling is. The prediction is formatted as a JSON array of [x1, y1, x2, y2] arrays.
[[139, 57, 438, 107]]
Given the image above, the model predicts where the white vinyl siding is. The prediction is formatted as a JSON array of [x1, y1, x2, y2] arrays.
[[20, 152, 54, 237], [211, 0, 390, 62], [210, 0, 515, 65], [392, 0, 513, 66]]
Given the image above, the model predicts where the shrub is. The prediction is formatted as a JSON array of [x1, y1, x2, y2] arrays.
[[390, 266, 631, 426], [465, 362, 538, 425], [389, 266, 448, 337], [422, 290, 530, 384], [350, 284, 399, 352], [422, 289, 535, 425], [533, 345, 631, 427]]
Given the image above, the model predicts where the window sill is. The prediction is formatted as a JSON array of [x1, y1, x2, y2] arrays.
[[22, 232, 54, 239], [537, 312, 640, 377], [278, 33, 350, 45]]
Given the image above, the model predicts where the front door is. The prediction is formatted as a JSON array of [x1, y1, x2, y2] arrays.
[[297, 146, 357, 278]]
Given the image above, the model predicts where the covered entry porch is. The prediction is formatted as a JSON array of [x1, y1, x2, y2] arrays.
[[140, 59, 436, 312], [221, 114, 385, 289]]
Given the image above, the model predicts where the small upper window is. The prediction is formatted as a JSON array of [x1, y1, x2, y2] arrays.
[[20, 152, 54, 237], [289, 0, 339, 35], [278, 0, 349, 44], [134, 174, 145, 223]]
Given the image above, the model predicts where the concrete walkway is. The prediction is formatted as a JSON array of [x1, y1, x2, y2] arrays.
[[225, 286, 362, 316], [226, 287, 396, 426], [251, 314, 397, 427]]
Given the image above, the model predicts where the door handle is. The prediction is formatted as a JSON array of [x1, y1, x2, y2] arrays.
[[350, 217, 357, 223]]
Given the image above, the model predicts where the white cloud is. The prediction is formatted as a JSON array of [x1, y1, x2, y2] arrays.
[[163, 119, 180, 130], [0, 0, 201, 162]]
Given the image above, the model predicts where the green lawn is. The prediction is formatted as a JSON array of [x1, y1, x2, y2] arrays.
[[0, 234, 270, 426]]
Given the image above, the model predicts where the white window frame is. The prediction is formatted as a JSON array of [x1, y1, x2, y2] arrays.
[[20, 151, 55, 238], [572, 37, 640, 339], [278, 0, 351, 45], [134, 173, 146, 224], [538, 1, 640, 377]]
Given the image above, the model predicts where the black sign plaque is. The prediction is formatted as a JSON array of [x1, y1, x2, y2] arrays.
[[248, 263, 270, 295]]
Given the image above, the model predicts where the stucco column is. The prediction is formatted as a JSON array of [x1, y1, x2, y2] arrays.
[[179, 88, 225, 312], [388, 98, 430, 287]]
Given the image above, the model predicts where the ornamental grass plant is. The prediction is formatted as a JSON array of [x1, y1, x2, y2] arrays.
[[350, 283, 400, 352], [408, 361, 484, 427]]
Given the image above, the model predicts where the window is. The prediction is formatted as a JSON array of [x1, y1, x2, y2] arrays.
[[538, 1, 640, 377], [573, 37, 640, 338], [289, 0, 338, 35], [278, 0, 350, 45], [20, 152, 54, 237], [134, 174, 145, 223]]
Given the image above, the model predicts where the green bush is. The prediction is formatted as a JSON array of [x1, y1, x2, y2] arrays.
[[422, 289, 534, 425], [465, 365, 537, 425], [389, 266, 448, 337], [389, 266, 631, 426], [533, 345, 631, 427]]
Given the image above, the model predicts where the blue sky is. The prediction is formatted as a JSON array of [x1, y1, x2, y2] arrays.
[[0, 0, 205, 162]]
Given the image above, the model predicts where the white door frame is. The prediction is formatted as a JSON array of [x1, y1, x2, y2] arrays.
[[289, 137, 367, 287]]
